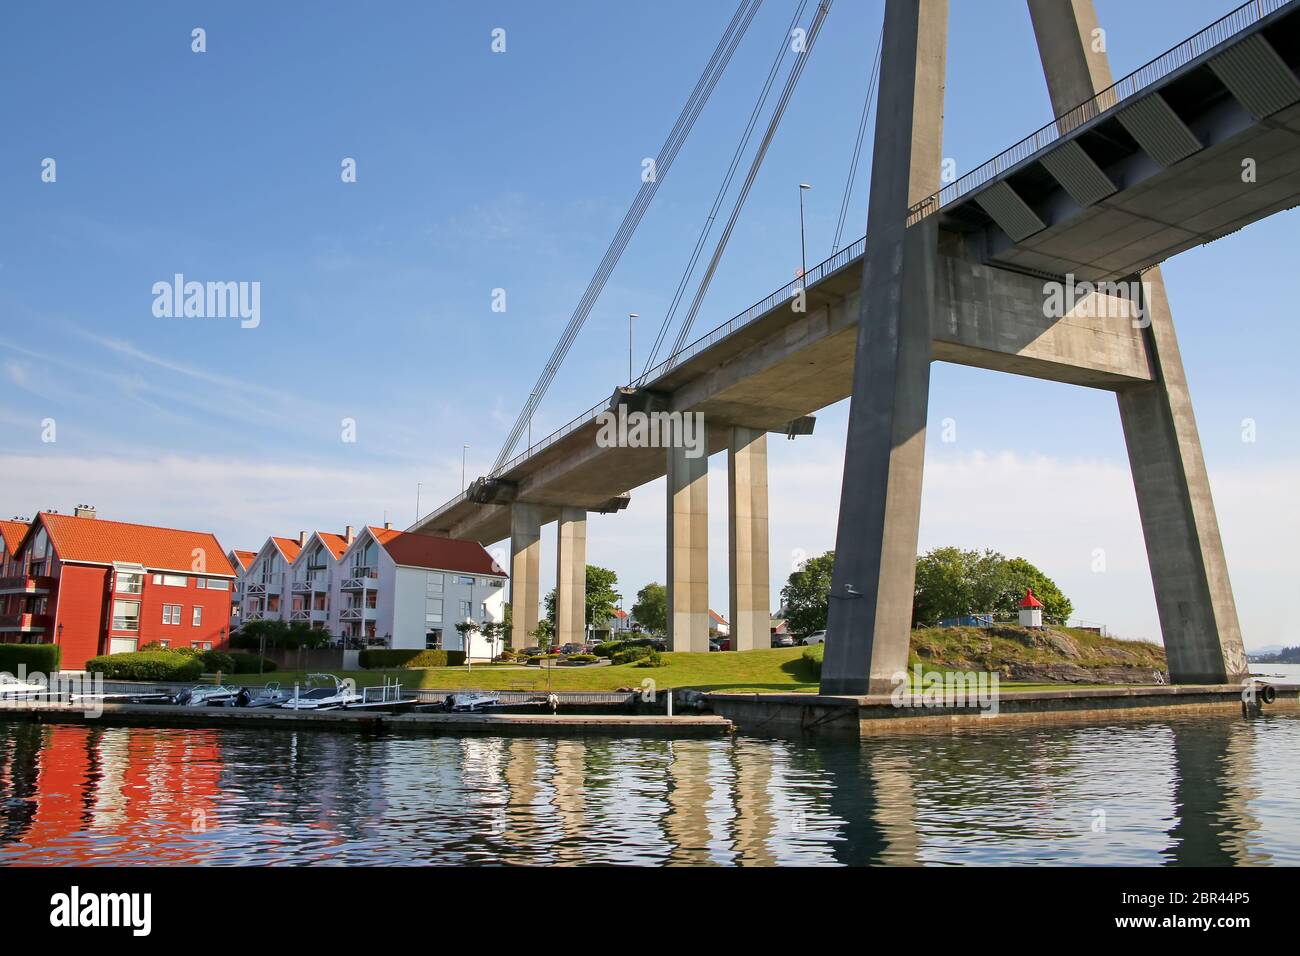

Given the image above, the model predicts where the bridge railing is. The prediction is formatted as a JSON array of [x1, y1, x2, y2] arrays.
[[484, 234, 868, 482], [907, 0, 1295, 225]]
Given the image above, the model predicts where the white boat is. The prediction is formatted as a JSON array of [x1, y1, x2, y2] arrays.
[[443, 691, 500, 713], [173, 684, 241, 707], [280, 674, 361, 711], [234, 683, 294, 708], [0, 674, 50, 702]]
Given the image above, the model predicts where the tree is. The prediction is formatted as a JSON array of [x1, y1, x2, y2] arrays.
[[631, 582, 667, 636], [542, 564, 622, 630], [995, 556, 1072, 625], [529, 619, 554, 647], [454, 619, 480, 655], [912, 547, 1073, 626], [780, 551, 835, 637]]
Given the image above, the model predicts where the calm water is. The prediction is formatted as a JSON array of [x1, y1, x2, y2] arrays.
[[1, 710, 1298, 866]]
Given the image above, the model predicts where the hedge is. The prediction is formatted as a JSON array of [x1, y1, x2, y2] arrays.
[[801, 643, 823, 677], [611, 645, 658, 665], [85, 651, 204, 681], [225, 652, 276, 673], [359, 648, 466, 669], [0, 643, 61, 675]]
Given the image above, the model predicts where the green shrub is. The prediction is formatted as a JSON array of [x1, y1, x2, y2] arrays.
[[633, 650, 667, 668], [359, 648, 466, 669], [0, 643, 61, 675], [612, 645, 657, 665], [225, 652, 276, 673], [85, 651, 204, 681], [198, 650, 235, 674], [594, 641, 625, 657], [566, 653, 598, 663], [801, 643, 823, 677]]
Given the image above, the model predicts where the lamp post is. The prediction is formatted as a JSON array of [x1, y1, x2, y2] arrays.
[[461, 444, 470, 492], [627, 313, 638, 385], [415, 482, 422, 522], [798, 183, 812, 282]]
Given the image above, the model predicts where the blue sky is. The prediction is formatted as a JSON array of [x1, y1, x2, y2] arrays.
[[1, 1, 1295, 648]]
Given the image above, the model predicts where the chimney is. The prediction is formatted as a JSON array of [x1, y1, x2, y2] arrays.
[[384, 521, 392, 530], [298, 531, 308, 546], [74, 504, 96, 520], [345, 525, 355, 544]]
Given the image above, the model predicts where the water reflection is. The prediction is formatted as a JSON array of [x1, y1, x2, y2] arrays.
[[0, 713, 1296, 866]]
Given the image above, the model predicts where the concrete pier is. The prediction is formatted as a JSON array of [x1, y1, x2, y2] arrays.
[[667, 424, 710, 652], [509, 503, 542, 647], [555, 506, 587, 646], [727, 427, 770, 652], [822, 0, 947, 695], [1029, 0, 1249, 684]]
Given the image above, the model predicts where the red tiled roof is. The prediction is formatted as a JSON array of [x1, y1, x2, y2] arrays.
[[36, 512, 234, 577], [316, 532, 350, 561], [370, 527, 504, 577], [709, 609, 727, 624], [0, 519, 31, 559], [270, 536, 303, 563], [231, 550, 258, 571], [613, 608, 628, 619]]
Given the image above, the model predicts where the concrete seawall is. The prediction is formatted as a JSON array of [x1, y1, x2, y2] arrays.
[[708, 683, 1300, 737]]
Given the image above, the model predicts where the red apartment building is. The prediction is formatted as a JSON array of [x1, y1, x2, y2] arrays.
[[0, 506, 235, 670]]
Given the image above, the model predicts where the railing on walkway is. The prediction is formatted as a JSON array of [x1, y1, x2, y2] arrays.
[[907, 0, 1294, 224]]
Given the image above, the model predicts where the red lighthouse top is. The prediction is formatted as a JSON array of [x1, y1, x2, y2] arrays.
[[1019, 587, 1043, 608]]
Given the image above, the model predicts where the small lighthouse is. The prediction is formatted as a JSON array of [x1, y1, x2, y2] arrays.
[[1018, 587, 1044, 628]]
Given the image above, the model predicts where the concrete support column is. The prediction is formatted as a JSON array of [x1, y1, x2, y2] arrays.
[[728, 427, 769, 652], [667, 424, 709, 652], [509, 502, 542, 648], [822, 0, 948, 695], [1029, 0, 1247, 684], [555, 506, 587, 647]]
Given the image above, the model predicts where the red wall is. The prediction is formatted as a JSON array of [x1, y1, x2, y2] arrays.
[[51, 567, 233, 670]]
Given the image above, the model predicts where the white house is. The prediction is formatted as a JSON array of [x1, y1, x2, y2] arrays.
[[239, 534, 303, 624], [338, 525, 506, 659]]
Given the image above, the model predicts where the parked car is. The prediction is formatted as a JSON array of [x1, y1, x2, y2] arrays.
[[771, 633, 795, 647], [802, 630, 827, 645], [520, 646, 542, 656], [716, 638, 731, 651], [708, 640, 721, 652], [559, 643, 585, 655]]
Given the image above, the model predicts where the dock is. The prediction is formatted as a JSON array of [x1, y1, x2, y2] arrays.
[[0, 701, 733, 739]]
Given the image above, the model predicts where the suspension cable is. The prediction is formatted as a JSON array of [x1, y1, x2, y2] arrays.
[[662, 0, 834, 371], [832, 10, 883, 253], [639, 0, 810, 384], [491, 0, 762, 475]]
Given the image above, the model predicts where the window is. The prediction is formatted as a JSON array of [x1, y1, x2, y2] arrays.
[[112, 600, 141, 632], [426, 572, 444, 594], [425, 598, 443, 626], [456, 575, 475, 586], [153, 573, 188, 587], [157, 640, 170, 649], [192, 641, 212, 651], [195, 577, 206, 589], [425, 630, 443, 650], [478, 577, 501, 588], [205, 578, 229, 591], [459, 601, 472, 619], [481, 603, 489, 618], [162, 604, 182, 625], [115, 572, 143, 594], [192, 607, 203, 626]]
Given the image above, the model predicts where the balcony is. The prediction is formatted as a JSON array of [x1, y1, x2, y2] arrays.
[[341, 567, 378, 591], [290, 608, 329, 623], [339, 606, 377, 622], [0, 575, 55, 597], [0, 613, 51, 633], [293, 572, 330, 594]]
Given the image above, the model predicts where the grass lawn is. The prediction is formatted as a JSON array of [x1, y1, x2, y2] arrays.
[[221, 647, 1146, 695]]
